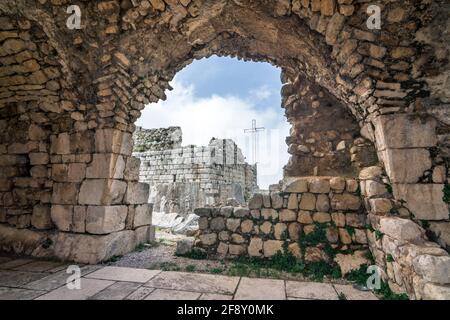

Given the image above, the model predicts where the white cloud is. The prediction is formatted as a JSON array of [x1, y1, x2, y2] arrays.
[[136, 79, 290, 189], [249, 84, 273, 101]]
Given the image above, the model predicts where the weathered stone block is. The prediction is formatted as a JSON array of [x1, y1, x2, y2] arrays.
[[334, 250, 371, 275], [345, 213, 366, 228], [124, 156, 141, 181], [330, 177, 346, 192], [50, 133, 70, 155], [429, 222, 450, 250], [260, 221, 272, 234], [86, 206, 127, 235], [379, 216, 424, 241], [316, 194, 330, 211], [270, 193, 284, 209], [305, 247, 329, 262], [331, 193, 361, 210], [50, 205, 73, 231], [413, 254, 450, 284], [199, 233, 217, 246], [331, 211, 346, 227], [299, 193, 316, 210], [346, 179, 359, 192], [369, 198, 393, 213], [86, 154, 125, 179], [250, 209, 260, 219], [309, 178, 331, 193], [53, 230, 137, 264], [380, 148, 431, 183], [219, 206, 233, 218], [248, 237, 263, 257], [298, 210, 313, 224], [313, 212, 331, 223], [229, 244, 246, 256], [373, 114, 437, 150], [248, 193, 263, 209], [421, 282, 450, 300], [393, 184, 448, 220], [231, 233, 246, 244], [288, 222, 301, 241], [31, 205, 53, 230], [263, 240, 283, 257], [279, 209, 297, 222], [241, 219, 253, 233], [73, 206, 87, 233], [133, 203, 152, 228], [198, 216, 209, 230], [176, 237, 194, 256], [95, 129, 133, 155], [261, 208, 277, 220], [79, 179, 127, 205], [210, 217, 225, 231], [226, 218, 241, 232], [51, 183, 78, 205], [359, 166, 383, 180], [363, 180, 388, 197], [233, 207, 250, 218], [217, 242, 229, 256], [262, 194, 271, 207], [125, 182, 149, 204], [274, 223, 287, 239], [282, 177, 308, 192], [287, 193, 298, 209], [194, 208, 211, 217], [29, 153, 49, 165], [338, 228, 352, 244]]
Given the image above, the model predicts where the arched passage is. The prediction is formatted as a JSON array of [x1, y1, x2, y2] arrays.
[[0, 0, 449, 299]]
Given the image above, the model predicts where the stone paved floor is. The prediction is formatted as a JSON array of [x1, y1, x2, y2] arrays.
[[0, 257, 378, 300]]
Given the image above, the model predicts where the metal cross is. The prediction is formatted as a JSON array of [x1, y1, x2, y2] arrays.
[[244, 119, 265, 164]]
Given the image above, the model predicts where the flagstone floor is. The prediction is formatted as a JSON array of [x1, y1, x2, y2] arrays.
[[0, 256, 378, 300]]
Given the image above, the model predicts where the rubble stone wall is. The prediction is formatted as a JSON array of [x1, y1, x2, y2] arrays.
[[133, 127, 258, 214], [194, 176, 368, 260], [359, 166, 450, 300]]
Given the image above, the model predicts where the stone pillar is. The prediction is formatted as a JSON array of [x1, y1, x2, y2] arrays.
[[373, 114, 448, 220], [48, 128, 154, 264]]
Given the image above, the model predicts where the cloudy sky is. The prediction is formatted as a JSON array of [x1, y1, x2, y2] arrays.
[[136, 56, 290, 189]]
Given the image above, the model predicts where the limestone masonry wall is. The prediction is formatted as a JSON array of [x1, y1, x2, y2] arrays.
[[133, 127, 258, 214], [194, 173, 450, 299]]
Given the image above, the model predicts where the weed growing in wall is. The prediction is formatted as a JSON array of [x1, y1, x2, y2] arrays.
[[443, 182, 450, 204]]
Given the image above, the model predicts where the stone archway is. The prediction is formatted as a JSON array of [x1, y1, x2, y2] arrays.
[[0, 0, 449, 299]]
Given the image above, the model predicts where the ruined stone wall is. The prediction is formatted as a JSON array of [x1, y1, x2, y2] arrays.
[[194, 177, 368, 261], [0, 17, 154, 264], [133, 126, 182, 152], [133, 127, 258, 214], [359, 165, 450, 300], [283, 74, 377, 177]]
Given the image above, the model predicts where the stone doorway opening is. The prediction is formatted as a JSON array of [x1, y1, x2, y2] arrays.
[[133, 56, 289, 236], [108, 51, 379, 282]]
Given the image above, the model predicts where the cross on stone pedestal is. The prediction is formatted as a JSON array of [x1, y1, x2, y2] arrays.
[[244, 119, 265, 164]]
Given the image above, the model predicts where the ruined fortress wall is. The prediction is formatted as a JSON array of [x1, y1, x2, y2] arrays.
[[133, 127, 257, 214]]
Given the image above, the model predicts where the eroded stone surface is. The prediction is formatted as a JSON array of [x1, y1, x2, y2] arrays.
[[286, 281, 338, 300], [234, 278, 286, 300], [85, 267, 161, 283], [144, 272, 239, 295]]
